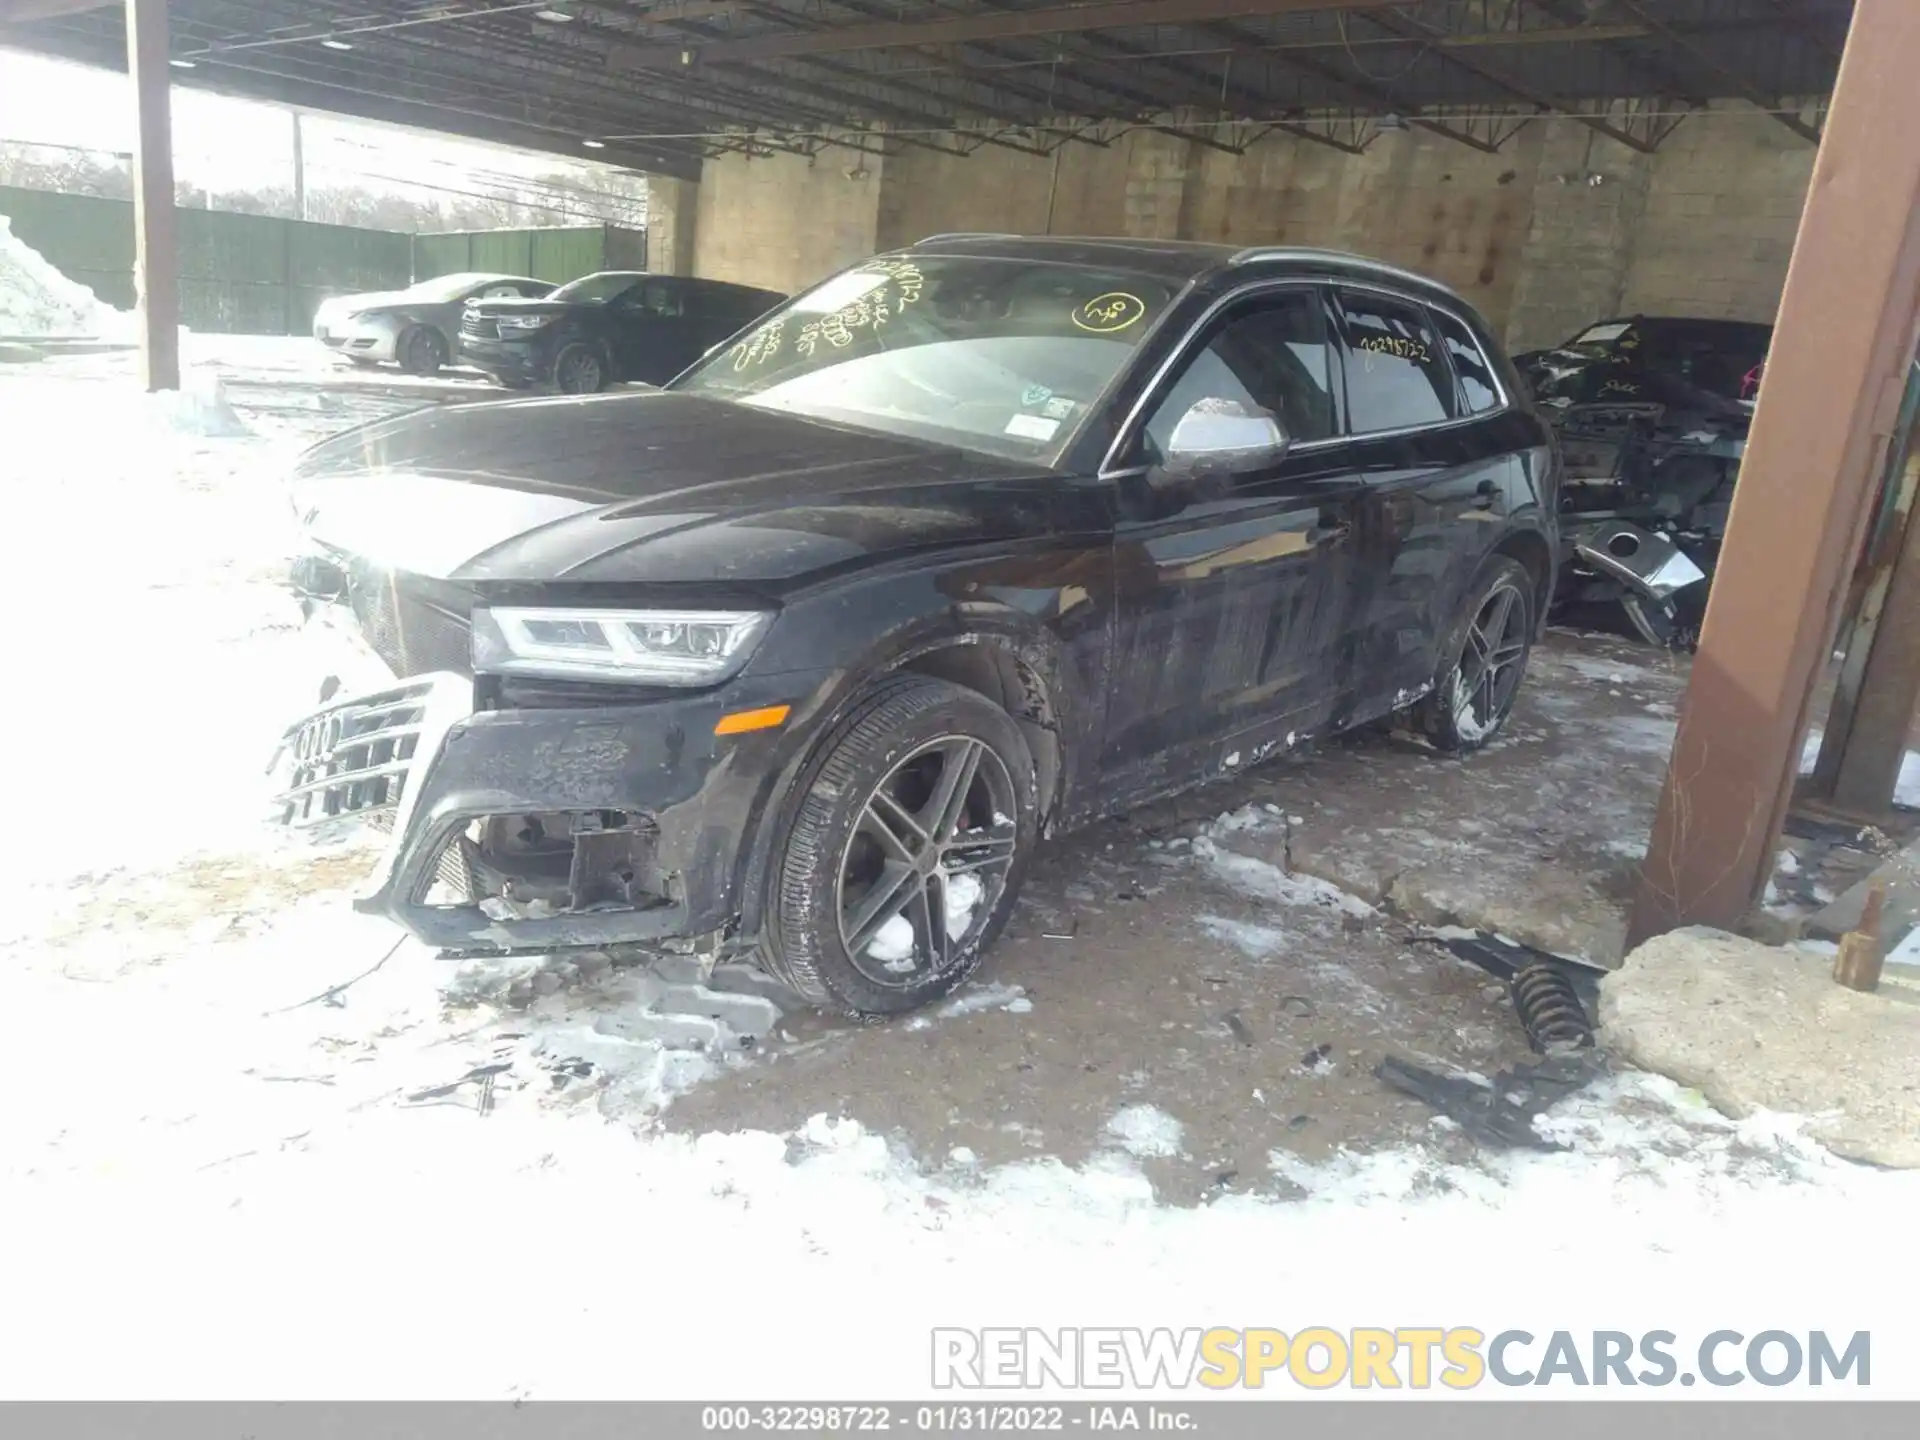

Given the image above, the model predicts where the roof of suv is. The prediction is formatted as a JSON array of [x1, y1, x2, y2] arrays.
[[901, 233, 1471, 308]]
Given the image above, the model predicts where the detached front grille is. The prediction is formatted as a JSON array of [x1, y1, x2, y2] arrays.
[[271, 680, 437, 828], [349, 568, 473, 677]]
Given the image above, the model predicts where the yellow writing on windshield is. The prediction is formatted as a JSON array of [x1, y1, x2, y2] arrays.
[[795, 260, 926, 357], [1072, 292, 1147, 334]]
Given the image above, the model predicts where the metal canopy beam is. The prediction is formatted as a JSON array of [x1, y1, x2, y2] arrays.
[[1614, 0, 1824, 143], [1367, 10, 1672, 154], [1630, 0, 1920, 944], [606, 0, 1387, 71], [7, 1, 1848, 175], [1200, 18, 1514, 154]]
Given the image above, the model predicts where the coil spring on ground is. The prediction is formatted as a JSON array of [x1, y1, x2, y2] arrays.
[[1511, 961, 1595, 1053]]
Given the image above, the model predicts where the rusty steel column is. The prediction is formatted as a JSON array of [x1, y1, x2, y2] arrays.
[[128, 0, 180, 392], [1808, 356, 1920, 819], [1629, 0, 1920, 946]]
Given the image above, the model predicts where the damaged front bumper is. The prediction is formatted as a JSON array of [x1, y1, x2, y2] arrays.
[[267, 669, 800, 954], [1566, 519, 1707, 601]]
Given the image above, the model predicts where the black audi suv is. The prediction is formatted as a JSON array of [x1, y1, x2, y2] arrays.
[[272, 236, 1559, 1016]]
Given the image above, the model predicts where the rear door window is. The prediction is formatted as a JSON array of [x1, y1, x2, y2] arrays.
[[1429, 307, 1502, 415], [634, 280, 685, 317], [1334, 289, 1456, 433]]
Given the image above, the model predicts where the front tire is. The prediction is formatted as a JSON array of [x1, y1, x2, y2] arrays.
[[553, 342, 609, 394], [1414, 555, 1536, 754], [396, 326, 448, 376], [761, 675, 1038, 1016]]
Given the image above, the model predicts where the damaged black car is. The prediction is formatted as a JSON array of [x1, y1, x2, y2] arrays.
[[1516, 315, 1771, 647], [270, 237, 1559, 1016]]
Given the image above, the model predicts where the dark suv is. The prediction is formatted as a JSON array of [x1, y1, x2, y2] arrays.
[[271, 237, 1559, 1016], [459, 271, 785, 393]]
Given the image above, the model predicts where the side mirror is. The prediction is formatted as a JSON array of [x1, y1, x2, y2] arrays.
[[1153, 400, 1291, 488]]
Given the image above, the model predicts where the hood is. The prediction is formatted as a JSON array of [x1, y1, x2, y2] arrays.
[[288, 391, 1062, 587], [318, 291, 410, 319], [466, 296, 573, 318]]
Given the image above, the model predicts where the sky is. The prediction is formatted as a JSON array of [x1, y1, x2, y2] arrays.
[[0, 46, 613, 198]]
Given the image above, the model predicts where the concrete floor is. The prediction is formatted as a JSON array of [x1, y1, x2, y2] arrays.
[[665, 629, 1697, 1199]]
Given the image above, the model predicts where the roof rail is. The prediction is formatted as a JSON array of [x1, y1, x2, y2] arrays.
[[914, 232, 1022, 243], [1227, 245, 1463, 298]]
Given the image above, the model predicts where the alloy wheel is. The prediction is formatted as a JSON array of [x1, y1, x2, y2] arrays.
[[558, 348, 603, 392], [835, 735, 1019, 987], [1450, 579, 1530, 740], [401, 328, 445, 374]]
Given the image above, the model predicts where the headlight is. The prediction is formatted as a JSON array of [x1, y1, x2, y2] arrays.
[[496, 315, 554, 335], [471, 607, 771, 685]]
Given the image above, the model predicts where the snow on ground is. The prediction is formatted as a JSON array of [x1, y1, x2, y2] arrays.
[[1105, 1104, 1187, 1159], [939, 979, 1033, 1017], [1, 351, 1916, 1399], [0, 214, 130, 338], [1186, 812, 1376, 920]]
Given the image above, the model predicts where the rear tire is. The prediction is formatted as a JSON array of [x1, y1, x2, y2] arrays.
[[397, 326, 448, 376], [760, 675, 1038, 1017], [1414, 555, 1536, 754], [553, 342, 609, 394]]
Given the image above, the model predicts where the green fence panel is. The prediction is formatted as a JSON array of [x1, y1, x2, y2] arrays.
[[411, 232, 471, 281], [603, 224, 648, 272], [526, 226, 596, 283], [294, 221, 412, 292], [469, 229, 533, 277], [2, 188, 649, 334], [178, 207, 285, 283], [415, 226, 649, 285]]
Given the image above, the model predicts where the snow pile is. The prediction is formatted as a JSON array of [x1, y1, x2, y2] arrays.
[[1104, 1104, 1186, 1159], [0, 214, 128, 338], [149, 372, 252, 437]]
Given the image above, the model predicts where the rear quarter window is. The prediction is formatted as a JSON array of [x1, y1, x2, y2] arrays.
[[1335, 289, 1456, 433], [1429, 308, 1503, 415]]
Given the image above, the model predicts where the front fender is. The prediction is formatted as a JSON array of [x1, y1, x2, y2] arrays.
[[728, 564, 1110, 941]]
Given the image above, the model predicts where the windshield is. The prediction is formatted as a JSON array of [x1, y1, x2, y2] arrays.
[[674, 256, 1176, 462], [1559, 320, 1635, 358], [550, 272, 644, 305]]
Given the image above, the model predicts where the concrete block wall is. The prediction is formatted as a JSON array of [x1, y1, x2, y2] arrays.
[[645, 175, 699, 277], [1503, 124, 1653, 351], [1619, 106, 1815, 324], [692, 148, 886, 295], [682, 105, 1814, 348]]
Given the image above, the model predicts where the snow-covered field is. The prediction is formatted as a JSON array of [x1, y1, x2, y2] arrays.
[[0, 347, 1914, 1401]]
